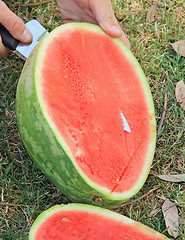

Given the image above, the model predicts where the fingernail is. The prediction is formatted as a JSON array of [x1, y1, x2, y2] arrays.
[[111, 25, 123, 36], [22, 28, 32, 43]]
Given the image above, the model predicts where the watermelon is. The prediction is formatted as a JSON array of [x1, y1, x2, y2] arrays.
[[29, 204, 169, 240], [16, 23, 156, 208]]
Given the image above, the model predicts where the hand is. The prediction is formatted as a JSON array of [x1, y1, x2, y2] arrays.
[[57, 0, 130, 48], [0, 1, 32, 57]]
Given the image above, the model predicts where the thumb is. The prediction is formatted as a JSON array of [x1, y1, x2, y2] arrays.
[[90, 0, 130, 48], [0, 1, 32, 43]]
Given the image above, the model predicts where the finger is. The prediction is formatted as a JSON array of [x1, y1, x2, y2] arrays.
[[90, 0, 122, 36], [90, 0, 130, 48], [111, 14, 130, 49], [0, 1, 32, 43], [0, 35, 10, 57]]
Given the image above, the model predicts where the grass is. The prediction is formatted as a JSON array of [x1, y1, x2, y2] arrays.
[[0, 0, 185, 239]]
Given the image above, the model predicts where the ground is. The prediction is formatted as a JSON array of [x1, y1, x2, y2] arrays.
[[0, 0, 184, 239]]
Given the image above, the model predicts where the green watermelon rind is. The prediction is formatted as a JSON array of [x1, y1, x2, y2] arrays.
[[16, 23, 156, 208], [29, 204, 169, 240]]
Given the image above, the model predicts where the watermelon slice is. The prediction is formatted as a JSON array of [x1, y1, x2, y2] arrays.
[[29, 204, 169, 240], [16, 23, 156, 207]]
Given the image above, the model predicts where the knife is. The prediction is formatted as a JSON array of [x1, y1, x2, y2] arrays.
[[0, 20, 49, 59]]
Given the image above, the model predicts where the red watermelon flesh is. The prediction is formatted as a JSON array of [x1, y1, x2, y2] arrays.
[[16, 23, 156, 207], [29, 204, 169, 240], [40, 27, 154, 193]]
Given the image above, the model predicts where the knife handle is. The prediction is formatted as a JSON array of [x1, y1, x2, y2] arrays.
[[0, 24, 19, 50]]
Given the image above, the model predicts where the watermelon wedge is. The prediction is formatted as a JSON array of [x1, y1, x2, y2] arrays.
[[16, 23, 156, 207], [29, 204, 169, 240]]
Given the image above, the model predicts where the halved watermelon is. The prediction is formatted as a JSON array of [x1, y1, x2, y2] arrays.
[[16, 23, 156, 207], [29, 204, 169, 240]]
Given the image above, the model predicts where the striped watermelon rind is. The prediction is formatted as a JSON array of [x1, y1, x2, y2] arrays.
[[16, 23, 156, 208]]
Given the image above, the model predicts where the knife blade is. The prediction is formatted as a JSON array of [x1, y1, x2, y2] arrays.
[[0, 20, 49, 59], [121, 112, 131, 133]]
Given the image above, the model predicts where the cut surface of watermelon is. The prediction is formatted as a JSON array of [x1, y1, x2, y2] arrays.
[[16, 23, 156, 207], [40, 27, 153, 193], [29, 204, 169, 240]]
